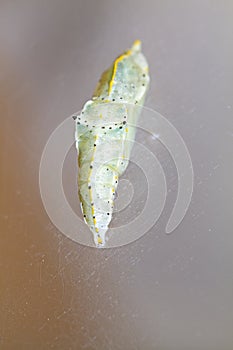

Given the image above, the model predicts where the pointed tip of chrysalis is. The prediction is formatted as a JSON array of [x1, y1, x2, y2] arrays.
[[93, 228, 107, 248], [132, 39, 142, 52]]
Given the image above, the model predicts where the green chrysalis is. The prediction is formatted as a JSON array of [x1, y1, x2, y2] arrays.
[[75, 40, 150, 247]]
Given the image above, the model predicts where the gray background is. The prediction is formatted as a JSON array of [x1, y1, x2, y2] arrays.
[[0, 1, 232, 349]]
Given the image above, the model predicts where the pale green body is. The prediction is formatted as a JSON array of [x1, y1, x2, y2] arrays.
[[75, 41, 150, 247]]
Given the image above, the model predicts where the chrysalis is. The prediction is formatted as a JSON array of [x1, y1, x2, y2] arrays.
[[74, 40, 150, 247]]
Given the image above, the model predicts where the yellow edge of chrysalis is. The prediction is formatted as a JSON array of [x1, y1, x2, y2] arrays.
[[108, 40, 142, 95]]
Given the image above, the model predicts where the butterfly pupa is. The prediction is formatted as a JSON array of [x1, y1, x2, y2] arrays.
[[74, 40, 150, 247]]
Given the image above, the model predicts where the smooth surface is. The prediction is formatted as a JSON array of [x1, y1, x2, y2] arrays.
[[0, 1, 233, 349]]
